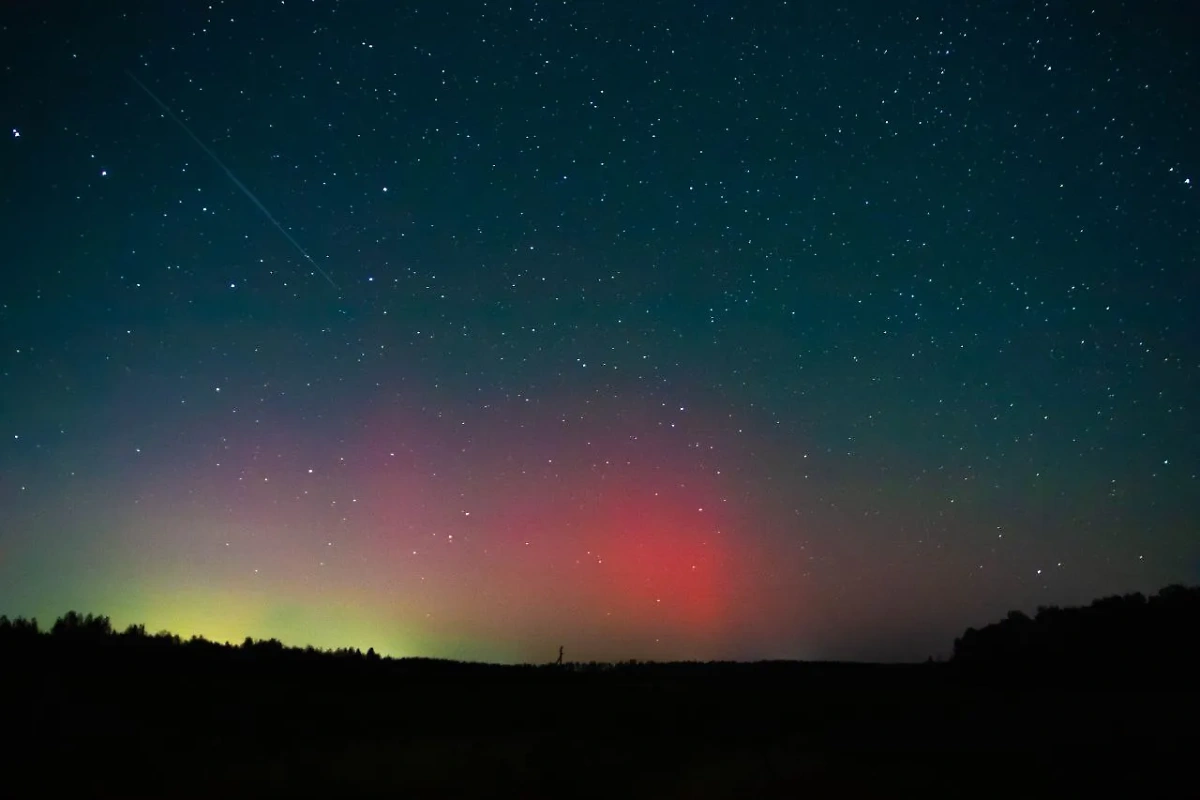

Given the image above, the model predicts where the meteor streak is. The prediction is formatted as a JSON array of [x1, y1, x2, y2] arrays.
[[126, 70, 340, 292]]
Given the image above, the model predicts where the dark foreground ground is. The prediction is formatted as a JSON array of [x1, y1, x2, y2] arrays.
[[6, 645, 1196, 798]]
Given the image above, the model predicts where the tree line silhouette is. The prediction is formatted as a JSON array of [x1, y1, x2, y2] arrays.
[[952, 584, 1200, 682], [4, 587, 1198, 796], [3, 584, 1198, 681], [0, 609, 500, 678], [1, 609, 753, 679]]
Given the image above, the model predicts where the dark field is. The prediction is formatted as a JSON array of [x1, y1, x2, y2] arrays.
[[7, 643, 1195, 798]]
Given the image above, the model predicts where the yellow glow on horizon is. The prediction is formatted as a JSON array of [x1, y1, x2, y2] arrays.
[[83, 583, 419, 656]]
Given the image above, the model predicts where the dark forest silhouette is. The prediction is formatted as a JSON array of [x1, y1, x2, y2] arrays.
[[952, 584, 1200, 680], [6, 584, 1199, 678], [4, 586, 1199, 797]]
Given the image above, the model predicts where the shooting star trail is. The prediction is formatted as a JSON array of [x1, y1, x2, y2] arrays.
[[126, 70, 340, 292]]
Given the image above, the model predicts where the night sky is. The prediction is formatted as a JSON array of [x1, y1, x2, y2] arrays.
[[1, 1, 1196, 663]]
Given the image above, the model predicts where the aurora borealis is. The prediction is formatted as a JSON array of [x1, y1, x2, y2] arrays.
[[1, 1, 1197, 663]]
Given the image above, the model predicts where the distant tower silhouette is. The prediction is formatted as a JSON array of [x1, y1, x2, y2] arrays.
[[556, 645, 564, 666]]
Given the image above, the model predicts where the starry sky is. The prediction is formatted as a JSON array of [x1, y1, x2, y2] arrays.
[[1, 1, 1196, 663]]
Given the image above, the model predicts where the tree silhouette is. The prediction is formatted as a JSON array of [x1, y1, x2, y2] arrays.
[[952, 585, 1200, 682], [51, 611, 113, 638], [0, 614, 40, 638]]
